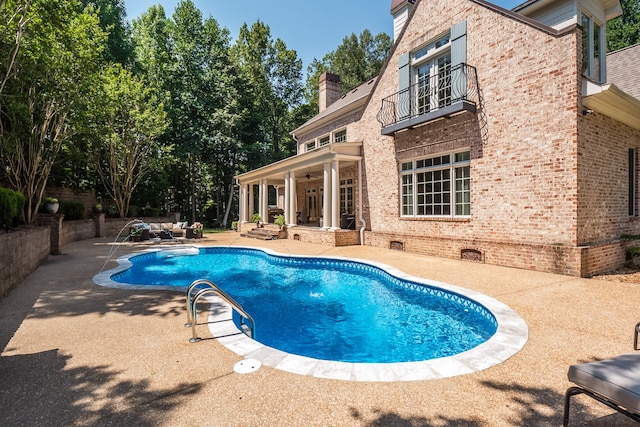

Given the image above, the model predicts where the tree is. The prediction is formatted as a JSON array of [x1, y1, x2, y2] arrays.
[[80, 0, 134, 65], [133, 1, 240, 224], [607, 0, 640, 52], [304, 30, 392, 111], [0, 0, 31, 97], [0, 0, 106, 223], [94, 64, 167, 218], [231, 20, 303, 163]]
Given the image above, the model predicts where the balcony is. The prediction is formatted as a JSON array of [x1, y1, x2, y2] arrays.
[[377, 63, 479, 135]]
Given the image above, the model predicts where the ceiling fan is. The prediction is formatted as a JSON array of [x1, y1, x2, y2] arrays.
[[305, 168, 319, 180]]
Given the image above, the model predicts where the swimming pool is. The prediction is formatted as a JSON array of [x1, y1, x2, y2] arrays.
[[94, 245, 528, 381]]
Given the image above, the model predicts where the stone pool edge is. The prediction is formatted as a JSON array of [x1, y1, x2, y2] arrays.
[[93, 245, 529, 382]]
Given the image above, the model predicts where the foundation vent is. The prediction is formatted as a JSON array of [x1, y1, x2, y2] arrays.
[[390, 241, 404, 251], [461, 248, 483, 262]]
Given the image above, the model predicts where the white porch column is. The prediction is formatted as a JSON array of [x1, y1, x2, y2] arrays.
[[289, 172, 297, 226], [322, 162, 332, 229], [259, 179, 268, 222], [248, 184, 254, 221], [239, 184, 247, 222], [284, 172, 290, 224], [331, 160, 340, 230]]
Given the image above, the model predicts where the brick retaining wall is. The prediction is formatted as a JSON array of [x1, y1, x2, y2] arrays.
[[0, 226, 50, 298]]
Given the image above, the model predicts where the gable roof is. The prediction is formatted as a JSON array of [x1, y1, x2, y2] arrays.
[[391, 0, 416, 14], [607, 43, 640, 100], [292, 76, 378, 136]]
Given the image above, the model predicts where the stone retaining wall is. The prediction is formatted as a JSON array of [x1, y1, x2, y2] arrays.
[[0, 226, 50, 298]]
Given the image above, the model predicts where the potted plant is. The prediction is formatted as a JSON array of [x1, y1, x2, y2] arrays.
[[231, 220, 238, 232], [252, 213, 262, 228], [43, 197, 59, 214], [273, 214, 286, 239], [273, 214, 286, 229], [187, 221, 203, 239], [129, 227, 143, 242], [193, 221, 203, 238]]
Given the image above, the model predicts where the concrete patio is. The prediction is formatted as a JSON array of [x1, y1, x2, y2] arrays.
[[1, 232, 639, 426]]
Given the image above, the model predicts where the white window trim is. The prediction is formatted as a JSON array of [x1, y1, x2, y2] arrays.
[[305, 140, 316, 152], [318, 135, 330, 147], [412, 40, 451, 68], [333, 128, 347, 143], [581, 11, 606, 82], [400, 149, 471, 218]]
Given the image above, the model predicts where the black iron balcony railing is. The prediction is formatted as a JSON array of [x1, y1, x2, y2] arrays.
[[376, 63, 479, 134]]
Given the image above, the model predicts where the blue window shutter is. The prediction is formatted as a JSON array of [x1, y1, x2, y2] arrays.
[[398, 53, 410, 119], [450, 20, 467, 101], [399, 52, 410, 91]]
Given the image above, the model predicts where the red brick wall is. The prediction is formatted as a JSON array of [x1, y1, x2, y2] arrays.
[[353, 0, 597, 275], [577, 112, 640, 245]]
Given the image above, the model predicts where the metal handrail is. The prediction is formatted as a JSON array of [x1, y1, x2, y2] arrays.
[[376, 63, 479, 128], [185, 279, 255, 343]]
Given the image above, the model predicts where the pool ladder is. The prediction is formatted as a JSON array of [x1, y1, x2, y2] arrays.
[[185, 279, 255, 343]]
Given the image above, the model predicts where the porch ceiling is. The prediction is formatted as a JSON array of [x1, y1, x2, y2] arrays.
[[235, 142, 363, 185], [583, 80, 640, 130]]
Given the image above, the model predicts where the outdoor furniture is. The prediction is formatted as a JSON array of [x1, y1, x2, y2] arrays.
[[186, 227, 202, 239], [563, 322, 640, 425], [148, 221, 186, 237]]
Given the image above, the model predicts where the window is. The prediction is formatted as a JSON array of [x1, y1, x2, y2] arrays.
[[412, 34, 451, 114], [581, 12, 604, 82], [305, 141, 316, 152], [333, 129, 347, 143], [319, 136, 330, 147], [340, 179, 354, 214], [630, 149, 637, 217], [401, 150, 470, 217]]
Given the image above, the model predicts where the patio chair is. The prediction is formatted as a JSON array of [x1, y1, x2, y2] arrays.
[[563, 322, 640, 426]]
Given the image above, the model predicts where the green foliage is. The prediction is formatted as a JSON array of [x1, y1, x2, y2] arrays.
[[305, 30, 392, 109], [79, 0, 134, 65], [607, 0, 640, 52], [93, 63, 168, 218], [0, 0, 107, 223], [142, 207, 160, 217], [231, 220, 238, 231], [252, 213, 262, 224], [627, 246, 640, 257], [59, 200, 85, 221], [273, 214, 286, 228], [0, 187, 25, 226]]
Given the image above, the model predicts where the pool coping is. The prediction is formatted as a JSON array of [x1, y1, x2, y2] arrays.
[[93, 245, 528, 382]]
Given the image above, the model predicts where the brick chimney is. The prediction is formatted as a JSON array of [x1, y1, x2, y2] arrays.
[[319, 72, 342, 112], [390, 0, 415, 41]]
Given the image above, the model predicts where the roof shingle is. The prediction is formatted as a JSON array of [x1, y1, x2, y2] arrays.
[[607, 43, 640, 100]]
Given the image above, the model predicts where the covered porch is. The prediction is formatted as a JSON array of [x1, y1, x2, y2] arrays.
[[235, 142, 363, 241]]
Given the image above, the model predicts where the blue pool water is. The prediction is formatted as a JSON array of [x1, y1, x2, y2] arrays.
[[112, 247, 498, 363]]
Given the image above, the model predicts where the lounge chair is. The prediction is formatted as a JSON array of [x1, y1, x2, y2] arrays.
[[563, 322, 640, 425]]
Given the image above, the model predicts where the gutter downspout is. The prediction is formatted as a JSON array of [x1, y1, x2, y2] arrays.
[[358, 158, 366, 246]]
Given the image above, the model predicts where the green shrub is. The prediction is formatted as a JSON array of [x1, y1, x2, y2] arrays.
[[59, 200, 85, 220], [142, 207, 160, 217], [0, 187, 24, 226]]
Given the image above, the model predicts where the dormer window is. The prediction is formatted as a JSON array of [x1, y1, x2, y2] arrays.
[[581, 12, 605, 82], [305, 140, 316, 152], [319, 136, 330, 147], [333, 129, 347, 143]]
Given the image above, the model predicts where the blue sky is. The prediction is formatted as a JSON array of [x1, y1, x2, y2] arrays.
[[124, 0, 525, 70]]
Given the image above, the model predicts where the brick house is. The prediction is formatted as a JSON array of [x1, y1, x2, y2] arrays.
[[235, 0, 640, 277]]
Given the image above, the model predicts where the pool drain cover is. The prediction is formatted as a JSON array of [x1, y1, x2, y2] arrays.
[[234, 359, 262, 374]]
